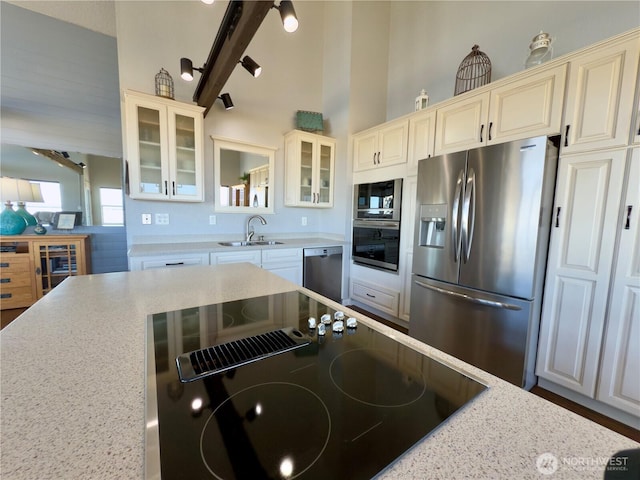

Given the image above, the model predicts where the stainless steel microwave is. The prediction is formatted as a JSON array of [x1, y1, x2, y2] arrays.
[[353, 178, 403, 221]]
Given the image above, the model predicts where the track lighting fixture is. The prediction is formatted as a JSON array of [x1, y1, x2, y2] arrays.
[[273, 0, 298, 33], [180, 57, 204, 82], [219, 93, 234, 110], [240, 55, 262, 78]]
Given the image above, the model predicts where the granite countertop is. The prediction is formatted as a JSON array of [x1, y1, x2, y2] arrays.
[[1, 264, 638, 479], [128, 237, 346, 257]]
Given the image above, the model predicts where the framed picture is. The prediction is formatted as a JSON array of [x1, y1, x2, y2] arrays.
[[56, 213, 77, 230]]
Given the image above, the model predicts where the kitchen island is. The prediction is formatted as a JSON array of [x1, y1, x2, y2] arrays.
[[1, 264, 638, 479]]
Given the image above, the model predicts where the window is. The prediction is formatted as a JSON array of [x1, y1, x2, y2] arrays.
[[26, 181, 61, 213], [99, 188, 124, 226]]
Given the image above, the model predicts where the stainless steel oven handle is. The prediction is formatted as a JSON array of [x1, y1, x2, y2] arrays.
[[353, 220, 400, 229], [414, 280, 522, 311]]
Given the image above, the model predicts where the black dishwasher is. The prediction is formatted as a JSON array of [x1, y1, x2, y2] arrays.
[[303, 246, 342, 303]]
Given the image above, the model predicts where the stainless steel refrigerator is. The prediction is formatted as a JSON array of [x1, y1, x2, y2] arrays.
[[409, 136, 559, 389]]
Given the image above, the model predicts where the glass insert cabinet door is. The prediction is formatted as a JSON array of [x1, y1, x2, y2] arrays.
[[284, 130, 335, 208], [125, 90, 204, 202], [136, 106, 166, 195]]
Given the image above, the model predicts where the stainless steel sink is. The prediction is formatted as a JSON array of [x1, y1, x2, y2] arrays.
[[218, 240, 283, 247]]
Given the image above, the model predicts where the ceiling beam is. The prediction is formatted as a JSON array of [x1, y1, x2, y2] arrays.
[[193, 0, 273, 116], [31, 149, 84, 175]]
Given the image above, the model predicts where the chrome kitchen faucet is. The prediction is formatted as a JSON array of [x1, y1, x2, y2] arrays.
[[246, 215, 267, 241]]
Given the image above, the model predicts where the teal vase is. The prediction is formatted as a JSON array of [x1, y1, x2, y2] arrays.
[[15, 204, 38, 226], [0, 204, 27, 235]]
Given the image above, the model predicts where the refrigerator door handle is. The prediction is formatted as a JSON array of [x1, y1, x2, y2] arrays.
[[414, 280, 522, 311], [452, 170, 465, 262], [461, 168, 476, 262]]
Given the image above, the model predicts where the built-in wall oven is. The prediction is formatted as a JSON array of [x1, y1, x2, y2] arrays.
[[352, 179, 402, 272]]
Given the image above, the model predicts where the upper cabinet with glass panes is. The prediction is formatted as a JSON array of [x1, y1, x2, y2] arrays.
[[124, 90, 204, 202]]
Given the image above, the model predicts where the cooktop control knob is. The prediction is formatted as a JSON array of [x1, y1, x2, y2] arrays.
[[346, 317, 358, 328], [334, 311, 345, 321], [317, 323, 326, 336], [320, 314, 332, 324], [333, 320, 344, 332], [308, 317, 317, 329]]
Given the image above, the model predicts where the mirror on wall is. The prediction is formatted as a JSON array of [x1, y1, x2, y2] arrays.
[[212, 136, 276, 214], [0, 143, 124, 226]]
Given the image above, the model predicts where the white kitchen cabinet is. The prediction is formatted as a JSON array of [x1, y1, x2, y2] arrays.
[[124, 90, 204, 202], [210, 250, 261, 266], [407, 109, 436, 174], [211, 247, 303, 285], [536, 149, 627, 397], [353, 118, 408, 172], [561, 36, 639, 154], [284, 130, 335, 207], [633, 71, 640, 146], [434, 91, 489, 155], [399, 176, 417, 322], [350, 278, 399, 317], [129, 253, 209, 271], [261, 248, 303, 285], [434, 64, 566, 155], [596, 148, 640, 416]]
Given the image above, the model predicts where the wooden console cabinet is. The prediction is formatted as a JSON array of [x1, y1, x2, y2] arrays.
[[0, 235, 91, 310]]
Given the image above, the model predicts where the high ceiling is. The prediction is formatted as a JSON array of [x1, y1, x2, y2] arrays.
[[5, 0, 116, 37]]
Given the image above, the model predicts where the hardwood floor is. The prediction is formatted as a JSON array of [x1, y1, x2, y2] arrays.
[[348, 305, 639, 443]]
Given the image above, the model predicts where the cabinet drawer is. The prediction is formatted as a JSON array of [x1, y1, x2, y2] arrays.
[[351, 280, 399, 317], [130, 253, 209, 270], [261, 248, 302, 265], [211, 250, 262, 266], [0, 254, 31, 273], [0, 285, 36, 309], [0, 270, 33, 288]]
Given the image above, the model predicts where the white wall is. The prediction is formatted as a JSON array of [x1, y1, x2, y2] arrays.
[[385, 1, 640, 120], [115, 0, 337, 244], [0, 2, 121, 157]]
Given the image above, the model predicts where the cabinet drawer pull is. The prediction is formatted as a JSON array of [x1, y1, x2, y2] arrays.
[[0, 278, 10, 283], [164, 180, 168, 195], [564, 125, 570, 147], [0, 293, 12, 299], [0, 263, 8, 268], [172, 181, 176, 196], [555, 206, 561, 228], [165, 262, 185, 266], [480, 124, 484, 142], [488, 122, 493, 141], [625, 205, 633, 230], [366, 293, 376, 298]]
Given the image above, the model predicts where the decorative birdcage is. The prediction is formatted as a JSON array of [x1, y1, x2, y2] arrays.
[[454, 45, 491, 96], [155, 68, 174, 99]]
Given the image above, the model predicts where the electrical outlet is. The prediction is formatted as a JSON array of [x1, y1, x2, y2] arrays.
[[301, 216, 307, 226], [209, 215, 216, 225], [155, 213, 169, 225], [141, 213, 152, 225]]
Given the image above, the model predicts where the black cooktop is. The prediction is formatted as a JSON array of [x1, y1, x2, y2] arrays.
[[145, 290, 486, 479]]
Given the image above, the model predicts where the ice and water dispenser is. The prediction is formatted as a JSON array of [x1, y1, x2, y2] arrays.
[[418, 204, 447, 248]]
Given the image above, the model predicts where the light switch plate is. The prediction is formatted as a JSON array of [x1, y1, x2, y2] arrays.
[[155, 213, 169, 225], [301, 216, 307, 226], [209, 215, 216, 225]]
